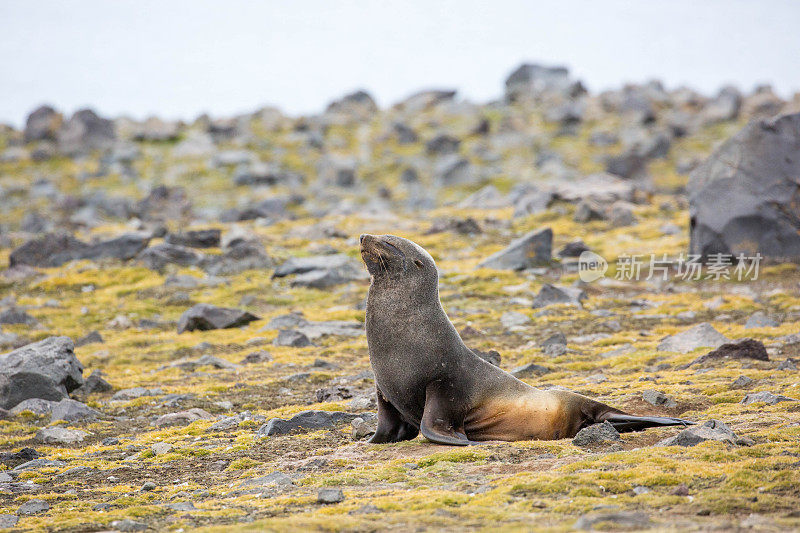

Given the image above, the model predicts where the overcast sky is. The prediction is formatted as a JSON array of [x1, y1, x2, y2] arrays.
[[1, 0, 799, 127]]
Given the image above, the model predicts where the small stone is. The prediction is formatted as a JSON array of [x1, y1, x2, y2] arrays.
[[102, 437, 120, 446], [531, 284, 586, 308], [657, 419, 738, 447], [141, 481, 156, 491], [240, 350, 273, 364], [572, 421, 621, 447], [632, 486, 650, 495], [671, 484, 690, 496], [318, 487, 345, 504], [500, 311, 530, 329], [34, 427, 88, 444], [731, 375, 754, 389], [657, 323, 729, 353], [17, 498, 49, 515], [351, 417, 376, 440], [110, 519, 148, 532], [510, 363, 551, 378], [741, 391, 798, 406], [744, 311, 779, 329], [777, 359, 798, 371], [642, 389, 677, 408], [152, 442, 173, 455], [574, 511, 650, 530], [274, 329, 313, 347], [0, 515, 19, 528], [165, 501, 196, 512]]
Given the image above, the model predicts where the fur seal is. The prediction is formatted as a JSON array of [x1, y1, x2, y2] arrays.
[[360, 233, 692, 445]]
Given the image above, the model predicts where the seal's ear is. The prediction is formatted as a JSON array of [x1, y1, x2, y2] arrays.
[[413, 259, 424, 269]]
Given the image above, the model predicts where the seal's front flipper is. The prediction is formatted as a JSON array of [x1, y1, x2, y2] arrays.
[[368, 387, 419, 444], [600, 412, 695, 433], [420, 381, 473, 446]]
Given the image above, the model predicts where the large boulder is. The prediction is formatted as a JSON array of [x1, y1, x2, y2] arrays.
[[325, 90, 378, 120], [177, 304, 260, 333], [477, 228, 552, 270], [0, 337, 84, 410], [505, 63, 584, 103], [9, 232, 150, 268], [688, 113, 800, 260], [57, 108, 115, 154], [24, 105, 62, 143]]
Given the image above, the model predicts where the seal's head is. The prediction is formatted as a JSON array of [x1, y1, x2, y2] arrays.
[[359, 234, 437, 284]]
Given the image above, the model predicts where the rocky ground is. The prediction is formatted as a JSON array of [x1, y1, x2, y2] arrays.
[[0, 65, 799, 531]]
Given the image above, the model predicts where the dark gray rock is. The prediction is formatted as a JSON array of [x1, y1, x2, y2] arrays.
[[57, 108, 115, 155], [657, 323, 729, 353], [9, 232, 150, 268], [166, 229, 221, 249], [744, 311, 779, 329], [326, 90, 377, 118], [394, 89, 456, 112], [17, 498, 49, 515], [731, 375, 754, 389], [478, 228, 552, 270], [510, 363, 551, 378], [75, 331, 104, 347], [35, 427, 89, 444], [573, 200, 607, 223], [701, 86, 742, 125], [505, 63, 583, 102], [202, 240, 272, 276], [240, 350, 273, 364], [642, 389, 677, 408], [274, 330, 312, 347], [531, 284, 586, 308], [0, 307, 36, 326], [741, 391, 797, 405], [0, 514, 18, 528], [392, 122, 418, 144], [138, 243, 205, 271], [426, 134, 460, 155], [572, 421, 621, 447], [0, 448, 40, 468], [0, 336, 83, 409], [688, 113, 800, 260], [50, 399, 100, 422], [573, 512, 650, 531], [657, 419, 739, 447], [318, 487, 345, 504], [110, 519, 148, 532], [257, 410, 360, 436], [558, 241, 590, 258], [683, 338, 768, 368], [24, 105, 61, 143], [177, 304, 259, 333], [434, 155, 474, 186], [9, 398, 55, 416], [111, 387, 162, 401], [73, 370, 112, 396]]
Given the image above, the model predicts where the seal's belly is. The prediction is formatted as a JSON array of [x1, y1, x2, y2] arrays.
[[464, 391, 569, 441]]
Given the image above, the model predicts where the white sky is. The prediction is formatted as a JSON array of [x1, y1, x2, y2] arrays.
[[1, 0, 799, 127]]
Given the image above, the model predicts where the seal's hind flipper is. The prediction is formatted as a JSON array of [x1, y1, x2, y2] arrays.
[[601, 413, 695, 433]]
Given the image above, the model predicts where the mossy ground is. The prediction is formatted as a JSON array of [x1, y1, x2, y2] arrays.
[[1, 111, 799, 532]]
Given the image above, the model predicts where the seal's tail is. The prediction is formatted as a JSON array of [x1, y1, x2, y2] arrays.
[[599, 413, 695, 433]]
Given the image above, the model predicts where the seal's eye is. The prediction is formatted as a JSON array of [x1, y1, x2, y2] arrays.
[[413, 259, 424, 269]]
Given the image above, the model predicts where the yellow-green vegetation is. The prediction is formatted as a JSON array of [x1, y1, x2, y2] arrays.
[[1, 102, 799, 533]]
